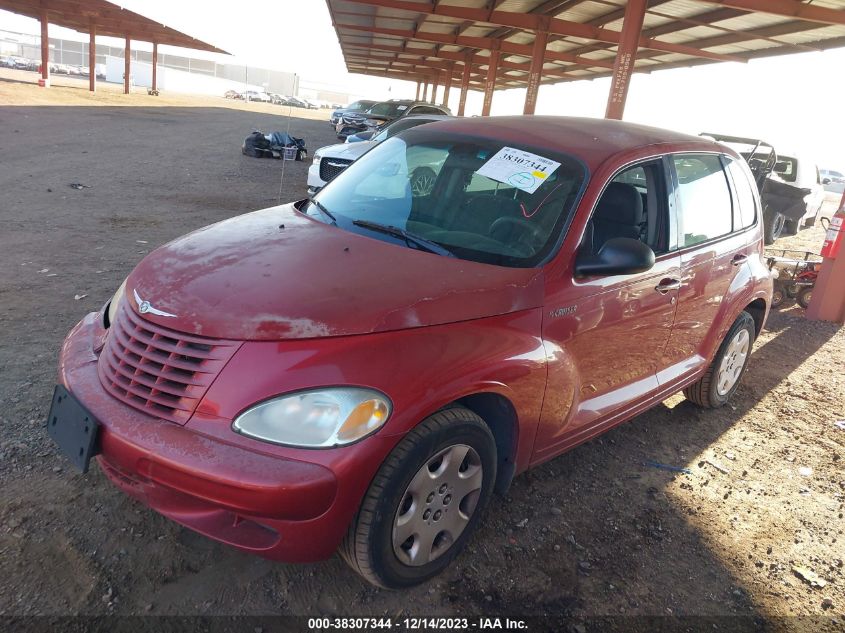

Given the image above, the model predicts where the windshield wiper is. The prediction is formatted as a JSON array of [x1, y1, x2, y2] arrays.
[[352, 220, 455, 257], [310, 199, 337, 225]]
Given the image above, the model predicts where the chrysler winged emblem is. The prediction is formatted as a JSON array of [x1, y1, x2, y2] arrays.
[[133, 289, 177, 318]]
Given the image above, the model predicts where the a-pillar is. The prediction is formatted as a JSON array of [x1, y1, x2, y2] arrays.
[[605, 0, 647, 120], [807, 190, 845, 324], [88, 23, 96, 92], [457, 55, 472, 116], [39, 8, 49, 87], [123, 36, 131, 94], [152, 42, 158, 93], [481, 43, 500, 116], [524, 19, 549, 115]]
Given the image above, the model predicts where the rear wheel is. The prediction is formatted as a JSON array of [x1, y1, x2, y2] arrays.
[[771, 286, 786, 308], [340, 407, 497, 588], [763, 209, 786, 245], [684, 311, 755, 408], [797, 287, 814, 309]]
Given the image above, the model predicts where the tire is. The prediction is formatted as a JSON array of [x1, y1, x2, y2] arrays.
[[771, 286, 785, 308], [782, 219, 799, 236], [763, 208, 785, 245], [340, 406, 497, 589], [683, 311, 756, 408], [797, 287, 813, 309]]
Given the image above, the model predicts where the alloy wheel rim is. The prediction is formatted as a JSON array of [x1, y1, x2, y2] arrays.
[[716, 329, 750, 396], [392, 444, 483, 567]]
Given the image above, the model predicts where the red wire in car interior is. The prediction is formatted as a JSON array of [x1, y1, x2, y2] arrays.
[[523, 183, 564, 219]]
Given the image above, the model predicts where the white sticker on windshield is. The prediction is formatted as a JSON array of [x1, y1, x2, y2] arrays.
[[476, 147, 561, 194], [397, 105, 408, 111]]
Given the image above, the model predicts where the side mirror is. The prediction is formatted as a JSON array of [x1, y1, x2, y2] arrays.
[[575, 237, 656, 277]]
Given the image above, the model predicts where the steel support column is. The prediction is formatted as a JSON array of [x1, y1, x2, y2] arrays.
[[88, 24, 96, 92], [807, 190, 845, 323], [430, 76, 438, 103], [481, 44, 500, 117], [39, 9, 49, 87], [415, 80, 421, 100], [422, 81, 428, 100], [457, 57, 471, 116], [152, 42, 158, 93], [524, 25, 549, 115], [123, 37, 130, 94], [605, 0, 647, 120], [442, 63, 453, 107]]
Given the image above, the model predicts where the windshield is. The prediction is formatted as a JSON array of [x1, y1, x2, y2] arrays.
[[366, 102, 410, 117], [305, 131, 586, 268], [372, 118, 436, 143]]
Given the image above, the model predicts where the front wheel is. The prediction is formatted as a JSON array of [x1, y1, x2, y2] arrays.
[[684, 311, 756, 408], [340, 407, 497, 588], [763, 208, 785, 245]]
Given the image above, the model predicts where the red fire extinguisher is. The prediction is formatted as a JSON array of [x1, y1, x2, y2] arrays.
[[821, 208, 844, 259]]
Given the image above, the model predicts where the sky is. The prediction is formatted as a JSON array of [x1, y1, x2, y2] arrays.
[[1, 0, 844, 168]]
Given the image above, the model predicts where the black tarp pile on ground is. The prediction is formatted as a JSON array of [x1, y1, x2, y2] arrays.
[[242, 131, 307, 160]]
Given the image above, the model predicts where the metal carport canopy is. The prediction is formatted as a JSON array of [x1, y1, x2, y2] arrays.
[[0, 0, 228, 93], [325, 0, 845, 118]]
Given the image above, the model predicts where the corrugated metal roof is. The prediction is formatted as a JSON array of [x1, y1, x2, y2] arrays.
[[0, 0, 228, 53], [328, 0, 845, 90]]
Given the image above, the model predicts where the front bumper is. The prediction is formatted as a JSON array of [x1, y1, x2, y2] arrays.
[[57, 313, 354, 562]]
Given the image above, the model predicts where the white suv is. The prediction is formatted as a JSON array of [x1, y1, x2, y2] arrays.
[[307, 115, 450, 195]]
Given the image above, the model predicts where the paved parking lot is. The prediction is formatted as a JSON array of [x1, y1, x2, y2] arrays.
[[0, 102, 843, 629]]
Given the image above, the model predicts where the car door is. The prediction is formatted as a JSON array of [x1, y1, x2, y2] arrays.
[[533, 158, 681, 461], [658, 153, 752, 386]]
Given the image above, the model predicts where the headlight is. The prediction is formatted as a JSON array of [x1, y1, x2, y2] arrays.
[[105, 278, 127, 327], [312, 153, 322, 165], [232, 387, 391, 448]]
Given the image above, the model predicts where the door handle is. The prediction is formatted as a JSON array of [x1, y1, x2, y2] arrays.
[[655, 279, 681, 294], [732, 254, 749, 266]]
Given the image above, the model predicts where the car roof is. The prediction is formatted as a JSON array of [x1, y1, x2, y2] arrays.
[[420, 116, 731, 170]]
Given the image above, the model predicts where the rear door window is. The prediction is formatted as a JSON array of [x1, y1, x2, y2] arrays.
[[724, 156, 757, 230], [672, 154, 733, 247]]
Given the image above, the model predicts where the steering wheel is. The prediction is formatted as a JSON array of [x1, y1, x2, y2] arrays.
[[490, 216, 543, 248]]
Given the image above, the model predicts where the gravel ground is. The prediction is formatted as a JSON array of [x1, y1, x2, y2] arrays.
[[0, 94, 843, 632]]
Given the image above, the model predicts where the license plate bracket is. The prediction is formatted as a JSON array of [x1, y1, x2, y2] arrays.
[[47, 385, 100, 473]]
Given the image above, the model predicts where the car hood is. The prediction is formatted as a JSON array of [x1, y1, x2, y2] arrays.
[[126, 204, 544, 341], [319, 141, 375, 161]]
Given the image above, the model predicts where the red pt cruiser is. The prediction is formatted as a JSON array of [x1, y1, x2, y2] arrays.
[[50, 117, 772, 588]]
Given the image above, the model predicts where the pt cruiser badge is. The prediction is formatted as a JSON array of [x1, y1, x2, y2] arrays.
[[132, 289, 176, 318]]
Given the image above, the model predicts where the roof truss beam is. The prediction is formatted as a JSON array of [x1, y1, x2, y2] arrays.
[[339, 0, 744, 62], [701, 0, 845, 27]]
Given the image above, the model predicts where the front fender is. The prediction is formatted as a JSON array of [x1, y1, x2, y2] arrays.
[[192, 308, 547, 476]]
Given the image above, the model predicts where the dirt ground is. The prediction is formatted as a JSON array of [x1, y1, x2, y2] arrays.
[[1, 74, 844, 631]]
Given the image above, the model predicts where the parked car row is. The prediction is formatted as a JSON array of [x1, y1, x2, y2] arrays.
[[332, 99, 451, 141], [223, 89, 323, 109], [0, 57, 94, 76], [1, 56, 39, 71]]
